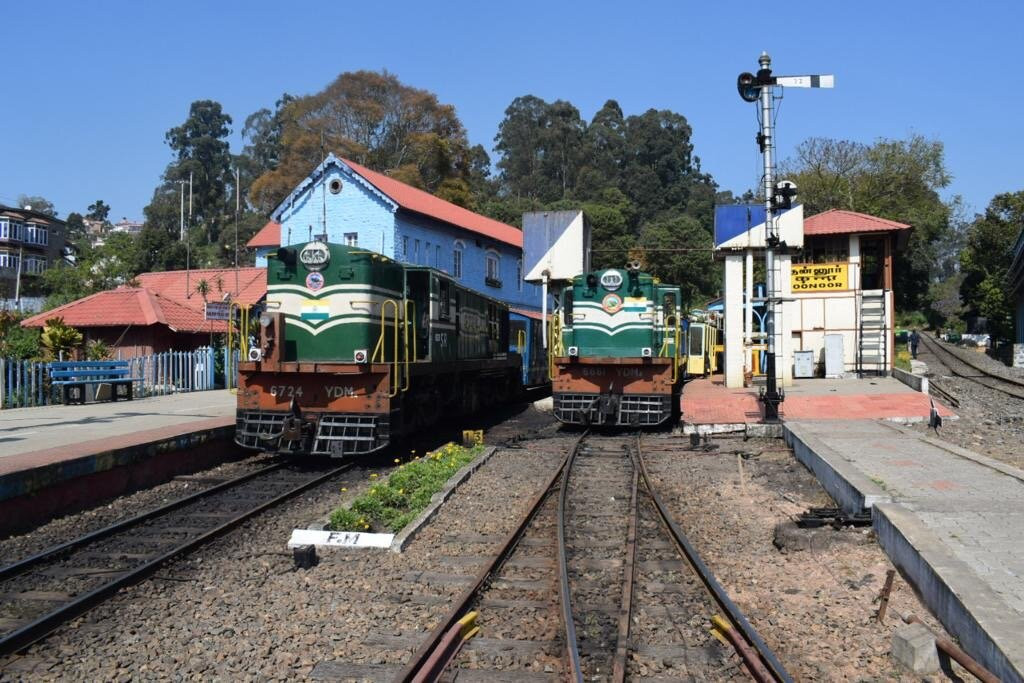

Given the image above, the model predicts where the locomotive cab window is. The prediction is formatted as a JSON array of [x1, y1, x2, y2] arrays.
[[562, 290, 573, 320], [663, 293, 677, 317], [438, 280, 451, 321]]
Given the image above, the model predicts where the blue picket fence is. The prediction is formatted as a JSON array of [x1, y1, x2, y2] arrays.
[[0, 347, 217, 409]]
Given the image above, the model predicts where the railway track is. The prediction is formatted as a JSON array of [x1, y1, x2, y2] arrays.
[[919, 333, 1024, 401], [397, 432, 791, 682], [0, 459, 353, 657]]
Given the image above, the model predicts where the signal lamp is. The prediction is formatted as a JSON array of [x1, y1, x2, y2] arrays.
[[737, 72, 760, 102]]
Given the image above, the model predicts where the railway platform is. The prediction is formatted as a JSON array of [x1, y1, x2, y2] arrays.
[[681, 375, 956, 432], [785, 419, 1024, 682], [0, 391, 238, 537]]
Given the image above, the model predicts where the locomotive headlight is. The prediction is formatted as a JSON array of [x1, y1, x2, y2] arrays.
[[259, 313, 273, 328], [641, 347, 653, 358], [568, 346, 579, 357], [354, 349, 368, 363]]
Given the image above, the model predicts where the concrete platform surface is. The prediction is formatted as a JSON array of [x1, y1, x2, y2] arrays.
[[0, 391, 236, 470], [785, 419, 1024, 682], [682, 376, 956, 426]]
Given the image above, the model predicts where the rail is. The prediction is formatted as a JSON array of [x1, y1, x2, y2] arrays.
[[633, 434, 792, 682], [395, 431, 587, 683], [0, 462, 354, 656], [399, 432, 792, 682], [919, 333, 1024, 400]]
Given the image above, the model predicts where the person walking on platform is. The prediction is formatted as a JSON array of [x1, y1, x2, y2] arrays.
[[909, 329, 920, 359]]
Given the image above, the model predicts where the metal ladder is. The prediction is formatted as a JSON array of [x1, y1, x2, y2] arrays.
[[857, 290, 888, 376]]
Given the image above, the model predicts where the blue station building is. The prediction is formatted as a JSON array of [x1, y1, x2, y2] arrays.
[[246, 154, 546, 382]]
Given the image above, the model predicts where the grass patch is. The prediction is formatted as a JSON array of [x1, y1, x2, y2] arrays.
[[329, 441, 484, 533], [894, 348, 911, 371]]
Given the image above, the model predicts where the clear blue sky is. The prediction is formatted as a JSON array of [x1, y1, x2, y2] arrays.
[[2, 0, 1020, 223]]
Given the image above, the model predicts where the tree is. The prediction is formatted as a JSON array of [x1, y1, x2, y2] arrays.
[[65, 212, 86, 241], [86, 200, 111, 222], [164, 100, 234, 243], [960, 191, 1024, 341], [40, 317, 83, 360], [248, 71, 474, 214], [637, 215, 719, 308], [779, 135, 954, 311], [15, 195, 56, 216]]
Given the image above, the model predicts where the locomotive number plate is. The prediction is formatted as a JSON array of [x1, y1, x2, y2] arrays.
[[270, 385, 304, 398]]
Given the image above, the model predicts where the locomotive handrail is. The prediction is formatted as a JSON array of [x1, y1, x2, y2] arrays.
[[547, 313, 564, 381], [403, 300, 415, 392], [516, 329, 526, 352], [372, 299, 401, 398]]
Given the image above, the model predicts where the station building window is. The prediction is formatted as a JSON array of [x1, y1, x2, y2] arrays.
[[344, 232, 358, 246], [516, 258, 523, 291], [402, 236, 409, 259], [485, 249, 501, 287], [796, 235, 848, 264], [453, 241, 464, 279]]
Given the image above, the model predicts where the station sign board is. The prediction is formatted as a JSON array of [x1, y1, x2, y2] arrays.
[[204, 301, 231, 320], [791, 262, 848, 292]]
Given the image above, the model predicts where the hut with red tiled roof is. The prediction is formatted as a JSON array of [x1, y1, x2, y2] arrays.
[[715, 206, 913, 387], [21, 268, 266, 357]]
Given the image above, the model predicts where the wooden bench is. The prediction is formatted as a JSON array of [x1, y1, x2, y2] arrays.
[[49, 361, 142, 404]]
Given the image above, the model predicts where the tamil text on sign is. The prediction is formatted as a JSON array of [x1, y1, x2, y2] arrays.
[[791, 262, 848, 292]]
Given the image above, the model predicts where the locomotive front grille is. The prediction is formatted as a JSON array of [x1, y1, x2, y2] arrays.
[[618, 394, 671, 425], [313, 414, 389, 457], [554, 393, 601, 425], [554, 393, 671, 426], [236, 411, 287, 449]]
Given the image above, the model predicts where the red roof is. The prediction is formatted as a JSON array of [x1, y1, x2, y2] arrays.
[[248, 221, 280, 248], [803, 209, 911, 236], [21, 267, 267, 334], [135, 267, 266, 307], [20, 288, 232, 333], [343, 158, 523, 248]]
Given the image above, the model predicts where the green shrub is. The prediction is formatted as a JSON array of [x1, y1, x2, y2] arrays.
[[329, 442, 482, 533], [894, 348, 911, 371]]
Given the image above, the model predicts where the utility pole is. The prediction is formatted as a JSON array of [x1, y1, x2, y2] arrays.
[[234, 166, 240, 297], [737, 52, 833, 419], [176, 179, 187, 241]]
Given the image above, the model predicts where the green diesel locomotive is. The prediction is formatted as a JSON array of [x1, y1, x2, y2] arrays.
[[235, 241, 544, 457]]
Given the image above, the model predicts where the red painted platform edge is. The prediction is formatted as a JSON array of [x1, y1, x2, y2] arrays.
[[0, 429, 243, 539], [0, 417, 235, 502]]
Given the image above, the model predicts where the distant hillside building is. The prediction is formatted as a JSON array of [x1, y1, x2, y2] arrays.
[[0, 205, 68, 302], [110, 218, 144, 235]]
